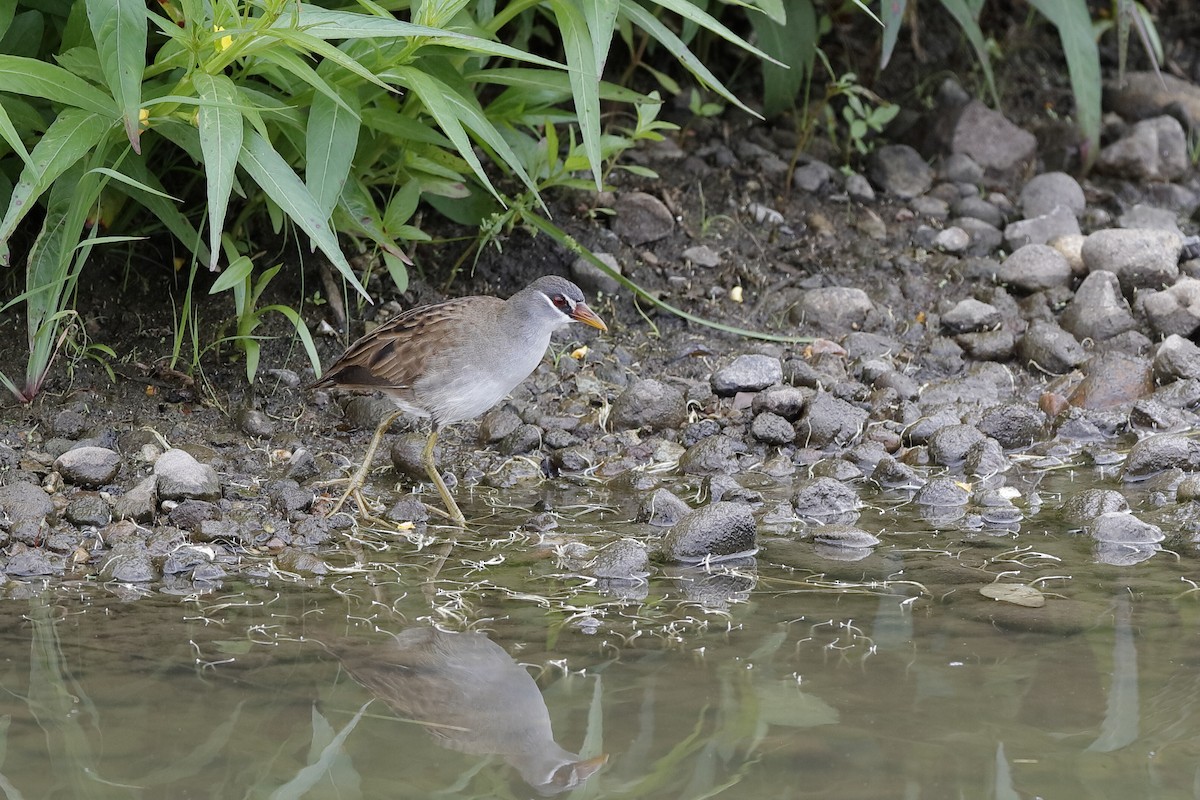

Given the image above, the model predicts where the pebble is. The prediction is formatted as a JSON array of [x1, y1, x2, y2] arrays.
[[611, 191, 674, 245], [1096, 115, 1189, 181], [591, 539, 650, 582], [610, 378, 687, 431], [681, 245, 720, 268], [793, 477, 861, 520], [866, 144, 933, 198], [1081, 228, 1182, 293], [995, 244, 1072, 292], [1153, 335, 1200, 382], [1059, 270, 1137, 342], [1019, 171, 1085, 218], [113, 476, 158, 522], [1003, 205, 1081, 250], [679, 435, 745, 475], [711, 354, 782, 395], [1139, 277, 1200, 338], [656, 501, 757, 563], [571, 252, 622, 295], [1018, 320, 1087, 374], [155, 448, 221, 502], [636, 488, 692, 527], [750, 412, 795, 445], [54, 446, 120, 489]]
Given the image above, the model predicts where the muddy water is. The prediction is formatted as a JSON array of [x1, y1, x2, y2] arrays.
[[2, 469, 1200, 800]]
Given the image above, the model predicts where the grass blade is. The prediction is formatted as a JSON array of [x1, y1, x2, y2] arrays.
[[749, 0, 817, 116], [1026, 0, 1100, 167], [549, 0, 603, 189], [935, 0, 1000, 108], [193, 72, 243, 271], [86, 0, 147, 152], [238, 128, 370, 300]]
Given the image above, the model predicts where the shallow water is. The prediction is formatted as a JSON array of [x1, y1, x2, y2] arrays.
[[3, 467, 1200, 800]]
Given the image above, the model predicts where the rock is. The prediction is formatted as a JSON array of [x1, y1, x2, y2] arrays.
[[942, 299, 1000, 334], [939, 152, 984, 183], [52, 410, 87, 439], [1122, 434, 1200, 481], [611, 191, 674, 245], [552, 444, 595, 473], [100, 543, 158, 582], [793, 160, 837, 192], [1154, 335, 1200, 382], [657, 501, 757, 563], [995, 243, 1072, 292], [636, 488, 692, 527], [592, 539, 650, 581], [791, 287, 875, 332], [65, 493, 111, 527], [1017, 321, 1087, 375], [1061, 489, 1129, 525], [953, 217, 1004, 256], [915, 477, 970, 507], [1003, 205, 1081, 250], [871, 455, 925, 489], [390, 432, 434, 480], [750, 412, 794, 445], [812, 525, 880, 549], [1019, 172, 1086, 218], [6, 548, 59, 577], [965, 437, 1009, 476], [957, 329, 1016, 362], [1119, 204, 1182, 236], [610, 378, 687, 431], [1105, 71, 1200, 128], [1096, 115, 1189, 181], [267, 479, 313, 516], [1059, 271, 1137, 342], [866, 144, 933, 198], [950, 196, 1005, 229], [978, 403, 1043, 449], [946, 100, 1037, 181], [499, 424, 542, 456], [0, 481, 54, 520], [1067, 353, 1154, 410], [927, 424, 986, 465], [844, 172, 875, 202], [1088, 512, 1165, 544], [1081, 228, 1182, 295], [113, 476, 157, 523], [793, 477, 861, 520], [284, 448, 319, 483], [155, 448, 221, 502], [682, 244, 720, 268], [571, 252, 622, 296], [794, 392, 868, 449], [934, 227, 970, 253], [711, 354, 782, 395], [54, 446, 120, 488], [1140, 278, 1200, 338], [679, 435, 745, 475], [236, 407, 276, 438], [751, 385, 809, 419], [479, 406, 522, 443], [167, 499, 219, 532]]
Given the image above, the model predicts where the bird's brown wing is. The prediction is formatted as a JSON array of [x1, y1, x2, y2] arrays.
[[310, 297, 499, 395]]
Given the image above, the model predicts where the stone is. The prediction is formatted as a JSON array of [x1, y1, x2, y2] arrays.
[[751, 385, 810, 420], [1059, 271, 1136, 342], [113, 476, 157, 523], [571, 252, 622, 295], [927, 424, 986, 465], [978, 403, 1043, 449], [751, 412, 795, 445], [793, 477, 861, 520], [1088, 512, 1165, 544], [1154, 334, 1200, 382], [946, 100, 1037, 181], [791, 287, 874, 331], [611, 191, 674, 245], [1096, 115, 1189, 181], [636, 488, 692, 527], [995, 244, 1072, 292], [679, 435, 745, 475], [1140, 278, 1200, 338], [657, 502, 757, 563], [1019, 172, 1086, 218], [1003, 205, 1081, 250], [950, 196, 1005, 229], [1081, 228, 1182, 294], [711, 354, 782, 395], [952, 217, 1004, 256], [1122, 434, 1200, 481], [52, 410, 87, 439], [54, 446, 120, 488], [915, 477, 970, 507], [65, 493, 111, 528], [1061, 489, 1129, 525], [1105, 71, 1200, 128], [0, 481, 54, 521], [1067, 353, 1154, 410], [866, 144, 933, 198], [155, 448, 221, 502], [610, 378, 687, 432], [942, 298, 1000, 334], [592, 539, 650, 581], [1017, 320, 1087, 374], [794, 392, 868, 449]]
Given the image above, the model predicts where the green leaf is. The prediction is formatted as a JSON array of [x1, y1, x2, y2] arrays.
[[306, 83, 361, 220], [549, 0, 602, 190], [880, 0, 905, 70], [0, 98, 35, 171], [750, 0, 816, 116], [194, 72, 244, 271], [115, 157, 212, 266], [209, 255, 253, 294], [648, 0, 780, 65], [238, 128, 370, 300], [382, 180, 421, 232], [0, 109, 110, 262], [935, 0, 1000, 108], [0, 55, 115, 114], [86, 167, 179, 201], [1026, 0, 1100, 168], [87, 0, 147, 153], [382, 251, 408, 293], [334, 178, 412, 262], [260, 303, 322, 379]]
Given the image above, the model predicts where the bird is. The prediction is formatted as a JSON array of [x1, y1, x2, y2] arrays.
[[332, 627, 608, 795], [310, 275, 608, 524]]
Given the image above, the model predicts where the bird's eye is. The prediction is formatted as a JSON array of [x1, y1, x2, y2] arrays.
[[552, 294, 571, 309]]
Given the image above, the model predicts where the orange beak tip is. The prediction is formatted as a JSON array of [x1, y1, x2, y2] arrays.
[[572, 304, 608, 332]]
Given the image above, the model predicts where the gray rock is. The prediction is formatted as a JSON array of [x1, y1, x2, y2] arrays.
[[657, 501, 757, 563], [866, 144, 932, 198], [54, 446, 120, 488], [65, 493, 111, 528], [1018, 320, 1087, 374], [1059, 270, 1137, 342], [236, 407, 275, 438], [979, 403, 1043, 449], [711, 354, 782, 395], [52, 410, 87, 439], [385, 496, 430, 523], [750, 412, 794, 445], [681, 244, 720, 268], [1140, 278, 1200, 338], [1118, 204, 1182, 236], [592, 539, 650, 581], [927, 424, 986, 465], [794, 392, 868, 449], [0, 481, 53, 521], [1096, 115, 1189, 181], [813, 525, 881, 549], [100, 543, 158, 582], [162, 545, 216, 576], [965, 438, 1009, 476], [611, 191, 673, 245], [552, 444, 595, 472], [915, 477, 971, 507], [571, 252, 622, 296], [1003, 205, 1081, 250], [499, 424, 542, 456], [957, 330, 1016, 362], [844, 172, 875, 203], [791, 287, 874, 331], [793, 160, 837, 193], [284, 448, 319, 483], [1122, 434, 1200, 481], [1154, 334, 1200, 382], [155, 448, 221, 502], [636, 488, 692, 527], [1105, 72, 1200, 128], [751, 385, 810, 419], [950, 196, 1006, 229], [939, 152, 984, 184], [995, 244, 1072, 292], [952, 217, 1004, 256], [479, 406, 522, 443], [167, 499, 218, 532], [1088, 512, 1165, 544], [113, 476, 157, 523], [679, 435, 745, 475], [947, 100, 1037, 181], [1019, 172, 1086, 218], [793, 477, 861, 520], [942, 298, 1000, 333], [911, 196, 950, 220], [934, 227, 970, 254], [1094, 541, 1160, 566], [1061, 488, 1129, 525], [6, 548, 59, 577], [871, 455, 925, 489], [1082, 228, 1182, 294], [610, 378, 687, 431], [391, 432, 435, 480]]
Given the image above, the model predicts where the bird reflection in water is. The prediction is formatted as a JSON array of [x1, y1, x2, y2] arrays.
[[334, 627, 607, 795]]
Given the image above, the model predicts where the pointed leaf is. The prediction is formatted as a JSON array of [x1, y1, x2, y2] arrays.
[[306, 84, 360, 219], [549, 0, 602, 189], [935, 0, 999, 108], [116, 157, 212, 265], [193, 72, 243, 270], [238, 128, 369, 300], [0, 109, 110, 260], [87, 0, 146, 152], [1025, 0, 1100, 167], [0, 98, 35, 171], [0, 55, 115, 114]]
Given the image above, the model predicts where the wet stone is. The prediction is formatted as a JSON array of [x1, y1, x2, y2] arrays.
[[794, 392, 868, 449], [52, 410, 87, 439], [709, 474, 763, 504], [1095, 541, 1160, 567], [284, 448, 319, 483], [711, 355, 782, 395], [915, 477, 971, 507], [276, 547, 329, 576], [978, 403, 1043, 449], [1122, 435, 1200, 481], [942, 298, 1001, 334], [812, 525, 880, 549], [390, 432, 433, 480], [957, 330, 1016, 362], [54, 446, 120, 489], [657, 501, 757, 563], [1060, 270, 1137, 342], [65, 493, 111, 528], [1067, 353, 1154, 410], [267, 480, 312, 516], [6, 548, 59, 577], [113, 476, 157, 523], [610, 378, 687, 432], [1088, 512, 1166, 544], [162, 545, 216, 576], [793, 477, 861, 520], [636, 488, 692, 527], [965, 438, 1009, 477], [101, 543, 158, 583], [927, 424, 986, 466], [499, 424, 542, 456], [871, 455, 925, 489], [385, 496, 430, 524], [679, 435, 745, 475], [1018, 320, 1087, 374], [155, 448, 221, 502], [591, 539, 650, 582], [751, 412, 795, 445], [552, 444, 595, 473], [167, 499, 219, 533], [751, 386, 809, 420], [479, 406, 522, 443], [0, 481, 54, 521], [10, 518, 46, 546], [1154, 335, 1200, 382], [1139, 278, 1200, 338]]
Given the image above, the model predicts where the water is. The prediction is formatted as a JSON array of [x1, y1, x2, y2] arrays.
[[3, 468, 1200, 800]]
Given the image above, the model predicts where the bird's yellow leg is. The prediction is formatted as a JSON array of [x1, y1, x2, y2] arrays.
[[328, 410, 403, 516], [423, 427, 465, 526]]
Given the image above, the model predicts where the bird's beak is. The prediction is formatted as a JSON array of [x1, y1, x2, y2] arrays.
[[570, 302, 608, 332]]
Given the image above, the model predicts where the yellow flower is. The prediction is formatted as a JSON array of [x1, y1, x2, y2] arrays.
[[214, 25, 232, 52], [138, 107, 150, 129]]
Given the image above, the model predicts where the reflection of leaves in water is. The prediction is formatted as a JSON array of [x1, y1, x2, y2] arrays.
[[267, 702, 368, 800]]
